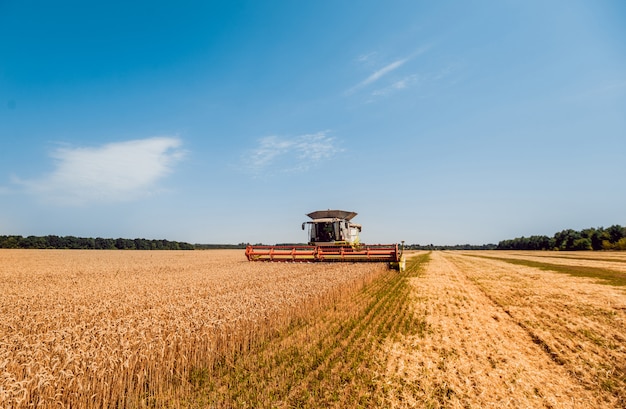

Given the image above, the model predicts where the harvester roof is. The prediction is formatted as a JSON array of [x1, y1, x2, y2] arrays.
[[306, 210, 357, 221]]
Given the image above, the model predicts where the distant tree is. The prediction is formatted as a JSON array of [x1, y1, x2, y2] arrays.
[[0, 234, 196, 250], [80, 237, 96, 249], [607, 225, 625, 244], [114, 238, 133, 250], [572, 238, 592, 251], [499, 224, 625, 251], [19, 235, 46, 249], [134, 238, 151, 250], [65, 236, 80, 249], [554, 229, 582, 251], [95, 237, 115, 249], [602, 240, 614, 250], [1, 236, 20, 248], [46, 235, 63, 248], [583, 227, 606, 251]]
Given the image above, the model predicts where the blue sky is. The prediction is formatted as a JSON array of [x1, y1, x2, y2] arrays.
[[1, 0, 625, 245]]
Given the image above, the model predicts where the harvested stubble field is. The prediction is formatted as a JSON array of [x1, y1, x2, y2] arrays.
[[383, 251, 626, 408], [1, 249, 625, 408]]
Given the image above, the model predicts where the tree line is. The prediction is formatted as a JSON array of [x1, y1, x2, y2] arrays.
[[0, 235, 195, 250], [3, 227, 624, 252], [497, 225, 626, 251]]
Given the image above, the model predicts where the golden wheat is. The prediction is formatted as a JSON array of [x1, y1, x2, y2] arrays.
[[0, 249, 383, 408]]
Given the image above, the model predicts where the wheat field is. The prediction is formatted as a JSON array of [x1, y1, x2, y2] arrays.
[[1, 249, 625, 408], [0, 249, 385, 408]]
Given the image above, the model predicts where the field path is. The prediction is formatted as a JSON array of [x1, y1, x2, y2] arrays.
[[382, 251, 614, 408]]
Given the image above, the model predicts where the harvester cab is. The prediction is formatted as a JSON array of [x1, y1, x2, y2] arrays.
[[302, 210, 362, 246], [245, 210, 405, 271]]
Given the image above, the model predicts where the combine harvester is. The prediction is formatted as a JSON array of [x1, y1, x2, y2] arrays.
[[245, 210, 405, 271]]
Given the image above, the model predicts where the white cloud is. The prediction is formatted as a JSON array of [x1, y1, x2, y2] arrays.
[[244, 131, 341, 175], [366, 59, 459, 102], [16, 136, 185, 205], [347, 44, 433, 96], [347, 59, 408, 95], [356, 52, 378, 64], [361, 59, 408, 86]]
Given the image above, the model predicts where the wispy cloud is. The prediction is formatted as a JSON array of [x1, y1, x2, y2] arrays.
[[356, 52, 377, 64], [347, 44, 432, 97], [244, 131, 341, 176], [14, 136, 185, 205], [368, 60, 460, 101], [347, 59, 408, 95], [362, 59, 408, 86]]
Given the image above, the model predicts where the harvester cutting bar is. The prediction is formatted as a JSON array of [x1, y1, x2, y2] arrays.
[[317, 244, 400, 262], [245, 245, 317, 262], [245, 244, 399, 263]]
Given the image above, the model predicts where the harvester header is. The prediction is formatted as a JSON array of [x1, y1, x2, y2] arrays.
[[245, 210, 405, 270]]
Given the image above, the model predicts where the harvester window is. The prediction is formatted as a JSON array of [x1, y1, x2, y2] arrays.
[[317, 222, 335, 242]]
